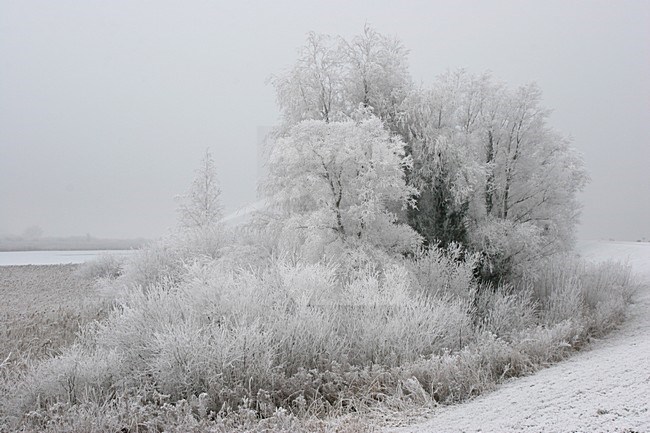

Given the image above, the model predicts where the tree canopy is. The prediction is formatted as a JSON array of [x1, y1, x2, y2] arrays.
[[264, 114, 421, 256]]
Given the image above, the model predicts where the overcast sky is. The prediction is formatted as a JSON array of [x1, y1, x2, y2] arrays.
[[1, 0, 648, 241]]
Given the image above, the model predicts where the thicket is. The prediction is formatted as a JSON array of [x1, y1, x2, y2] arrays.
[[270, 25, 588, 284]]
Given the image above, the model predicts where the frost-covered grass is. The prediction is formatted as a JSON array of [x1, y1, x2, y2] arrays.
[[0, 238, 638, 433], [0, 265, 108, 366], [0, 265, 111, 432]]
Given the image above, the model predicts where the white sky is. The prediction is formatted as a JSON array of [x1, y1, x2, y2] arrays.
[[1, 0, 648, 240]]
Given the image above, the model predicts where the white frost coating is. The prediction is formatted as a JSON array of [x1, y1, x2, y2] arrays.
[[387, 241, 650, 433]]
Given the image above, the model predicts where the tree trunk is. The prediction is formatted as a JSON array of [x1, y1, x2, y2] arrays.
[[485, 130, 496, 216]]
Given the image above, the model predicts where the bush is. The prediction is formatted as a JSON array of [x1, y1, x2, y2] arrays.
[[529, 255, 635, 335], [118, 226, 231, 291], [8, 257, 474, 422], [405, 243, 479, 302], [74, 253, 125, 281], [473, 285, 537, 341], [469, 218, 543, 284]]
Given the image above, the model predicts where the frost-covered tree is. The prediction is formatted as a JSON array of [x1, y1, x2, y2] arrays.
[[270, 25, 412, 129], [264, 114, 421, 255], [270, 32, 345, 125], [473, 81, 588, 253], [399, 71, 587, 255], [340, 25, 411, 130], [268, 26, 416, 253], [177, 149, 223, 230], [399, 75, 486, 247]]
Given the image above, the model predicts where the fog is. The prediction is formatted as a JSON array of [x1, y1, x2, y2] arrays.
[[1, 0, 648, 241]]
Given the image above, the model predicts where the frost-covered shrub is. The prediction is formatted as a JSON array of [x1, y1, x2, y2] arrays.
[[12, 345, 123, 415], [119, 238, 186, 290], [530, 255, 635, 334], [511, 319, 584, 365], [174, 225, 229, 260], [469, 218, 543, 283], [118, 226, 231, 291], [9, 258, 476, 421], [74, 253, 124, 281], [580, 260, 635, 310], [473, 285, 537, 341], [405, 243, 478, 301]]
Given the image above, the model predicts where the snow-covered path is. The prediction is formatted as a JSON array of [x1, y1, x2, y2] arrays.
[[388, 241, 650, 433]]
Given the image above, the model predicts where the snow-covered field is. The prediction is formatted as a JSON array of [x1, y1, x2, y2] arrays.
[[579, 240, 650, 280], [0, 249, 133, 266], [387, 241, 650, 433]]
